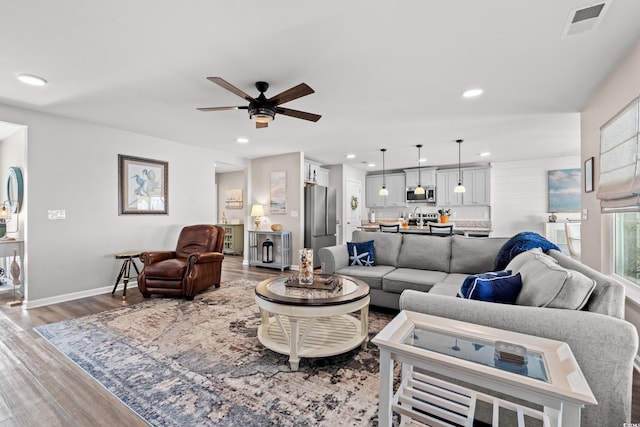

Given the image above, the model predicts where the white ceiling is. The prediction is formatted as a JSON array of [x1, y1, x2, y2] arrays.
[[2, 1, 640, 172]]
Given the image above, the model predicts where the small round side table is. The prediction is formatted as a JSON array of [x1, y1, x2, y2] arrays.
[[112, 252, 141, 300]]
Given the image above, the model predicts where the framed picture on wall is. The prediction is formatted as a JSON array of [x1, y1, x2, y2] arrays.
[[118, 154, 168, 215], [548, 168, 581, 212], [270, 171, 287, 214], [584, 157, 594, 193], [225, 188, 243, 208]]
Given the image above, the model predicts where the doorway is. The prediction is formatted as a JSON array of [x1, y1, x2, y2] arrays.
[[345, 179, 361, 242]]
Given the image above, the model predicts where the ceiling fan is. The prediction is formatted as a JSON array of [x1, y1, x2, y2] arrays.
[[197, 77, 321, 128]]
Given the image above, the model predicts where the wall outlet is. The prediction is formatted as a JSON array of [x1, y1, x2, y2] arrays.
[[48, 210, 66, 220]]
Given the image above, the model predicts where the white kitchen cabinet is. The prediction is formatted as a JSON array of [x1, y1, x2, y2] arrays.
[[366, 173, 405, 207], [462, 167, 490, 206], [366, 175, 386, 207], [404, 168, 436, 187], [436, 170, 463, 206], [304, 160, 329, 187], [385, 173, 406, 206]]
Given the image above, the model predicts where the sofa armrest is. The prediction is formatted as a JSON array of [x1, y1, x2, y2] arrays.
[[399, 290, 638, 427], [140, 251, 175, 265], [188, 252, 224, 265], [318, 245, 349, 274]]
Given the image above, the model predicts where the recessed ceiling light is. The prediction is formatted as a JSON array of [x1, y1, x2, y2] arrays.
[[462, 88, 483, 98], [236, 137, 249, 143], [346, 154, 356, 159], [17, 74, 47, 86], [368, 163, 375, 167], [479, 152, 491, 157], [419, 158, 427, 163]]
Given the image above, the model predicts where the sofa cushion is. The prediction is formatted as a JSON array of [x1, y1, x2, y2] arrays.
[[397, 234, 451, 272], [346, 240, 375, 266], [450, 235, 510, 274], [513, 249, 596, 309], [352, 231, 402, 267], [335, 265, 396, 290], [382, 268, 447, 294], [457, 271, 522, 304]]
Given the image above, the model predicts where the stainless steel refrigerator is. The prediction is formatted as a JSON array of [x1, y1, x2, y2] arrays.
[[304, 185, 337, 269]]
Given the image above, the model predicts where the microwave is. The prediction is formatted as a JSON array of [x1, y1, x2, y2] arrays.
[[406, 186, 436, 203]]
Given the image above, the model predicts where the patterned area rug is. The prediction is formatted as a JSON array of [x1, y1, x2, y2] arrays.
[[35, 278, 396, 426]]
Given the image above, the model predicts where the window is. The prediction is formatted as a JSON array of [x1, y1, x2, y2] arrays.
[[615, 212, 640, 285]]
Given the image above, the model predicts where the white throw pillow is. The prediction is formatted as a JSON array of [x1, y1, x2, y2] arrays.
[[513, 249, 596, 310]]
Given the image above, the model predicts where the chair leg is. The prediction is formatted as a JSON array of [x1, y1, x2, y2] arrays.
[[214, 283, 221, 288], [185, 295, 195, 301], [142, 292, 151, 298]]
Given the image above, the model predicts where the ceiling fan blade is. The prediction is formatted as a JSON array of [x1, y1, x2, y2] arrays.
[[267, 83, 314, 106], [197, 106, 247, 112], [256, 122, 269, 129], [277, 107, 322, 122], [207, 77, 256, 102]]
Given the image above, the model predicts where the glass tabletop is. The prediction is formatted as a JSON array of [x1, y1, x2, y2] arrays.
[[266, 275, 358, 299], [405, 325, 549, 382], [256, 274, 369, 306]]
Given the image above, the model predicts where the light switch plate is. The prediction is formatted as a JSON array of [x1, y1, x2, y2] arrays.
[[48, 210, 66, 220]]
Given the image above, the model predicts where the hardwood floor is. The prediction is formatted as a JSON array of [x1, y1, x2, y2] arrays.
[[0, 255, 637, 425]]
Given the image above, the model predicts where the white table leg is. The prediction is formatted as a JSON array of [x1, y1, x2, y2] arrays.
[[559, 402, 582, 427], [289, 317, 300, 371], [378, 349, 393, 427], [361, 305, 369, 349]]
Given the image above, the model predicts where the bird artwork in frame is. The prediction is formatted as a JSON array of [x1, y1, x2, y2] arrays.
[[118, 154, 168, 215]]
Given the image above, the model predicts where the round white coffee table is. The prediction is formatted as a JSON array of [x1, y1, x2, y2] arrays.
[[254, 274, 370, 371]]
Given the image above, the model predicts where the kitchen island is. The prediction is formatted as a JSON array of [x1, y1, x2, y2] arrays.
[[358, 222, 492, 237]]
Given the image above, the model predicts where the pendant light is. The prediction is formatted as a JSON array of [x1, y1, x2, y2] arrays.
[[454, 139, 466, 193], [414, 144, 425, 195], [379, 148, 389, 196]]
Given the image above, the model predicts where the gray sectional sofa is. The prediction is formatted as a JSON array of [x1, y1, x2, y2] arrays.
[[319, 230, 512, 310], [318, 230, 638, 426]]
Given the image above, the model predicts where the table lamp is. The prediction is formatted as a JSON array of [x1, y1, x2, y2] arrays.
[[251, 204, 265, 230]]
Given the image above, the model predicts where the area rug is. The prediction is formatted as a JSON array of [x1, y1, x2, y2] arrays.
[[35, 278, 396, 426]]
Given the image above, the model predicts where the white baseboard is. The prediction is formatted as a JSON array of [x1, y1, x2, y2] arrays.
[[24, 281, 138, 309]]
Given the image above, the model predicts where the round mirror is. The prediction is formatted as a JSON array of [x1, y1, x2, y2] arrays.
[[7, 167, 23, 214]]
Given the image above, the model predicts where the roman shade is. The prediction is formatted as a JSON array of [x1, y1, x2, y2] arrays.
[[597, 97, 640, 211]]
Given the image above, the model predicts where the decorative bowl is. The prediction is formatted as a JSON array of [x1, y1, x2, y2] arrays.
[[271, 224, 283, 231]]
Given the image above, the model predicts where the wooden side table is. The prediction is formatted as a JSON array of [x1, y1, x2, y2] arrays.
[[111, 252, 141, 299]]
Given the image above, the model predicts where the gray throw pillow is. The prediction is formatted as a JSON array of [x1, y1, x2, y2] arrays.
[[515, 250, 596, 310]]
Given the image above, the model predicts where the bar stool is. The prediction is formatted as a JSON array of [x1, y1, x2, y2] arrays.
[[112, 252, 141, 299]]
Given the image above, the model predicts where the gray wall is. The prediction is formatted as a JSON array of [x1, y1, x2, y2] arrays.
[[0, 103, 244, 307]]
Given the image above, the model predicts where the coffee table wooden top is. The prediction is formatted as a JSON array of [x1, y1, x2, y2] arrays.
[[255, 274, 369, 306]]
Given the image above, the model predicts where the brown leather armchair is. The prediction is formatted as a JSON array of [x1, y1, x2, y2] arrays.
[[138, 224, 225, 300]]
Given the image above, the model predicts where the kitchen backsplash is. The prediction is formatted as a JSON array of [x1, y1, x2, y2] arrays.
[[368, 205, 490, 221]]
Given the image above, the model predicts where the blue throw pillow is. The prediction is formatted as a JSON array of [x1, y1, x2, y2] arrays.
[[346, 240, 375, 266], [457, 270, 522, 304]]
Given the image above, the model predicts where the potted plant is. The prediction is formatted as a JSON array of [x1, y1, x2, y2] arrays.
[[438, 208, 452, 223]]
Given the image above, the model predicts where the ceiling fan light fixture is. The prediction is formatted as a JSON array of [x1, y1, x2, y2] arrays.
[[414, 186, 426, 195], [379, 186, 389, 196], [249, 107, 275, 124]]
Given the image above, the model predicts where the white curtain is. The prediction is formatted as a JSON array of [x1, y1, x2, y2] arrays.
[[597, 97, 640, 211]]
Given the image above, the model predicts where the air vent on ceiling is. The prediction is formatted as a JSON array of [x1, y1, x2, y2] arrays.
[[562, 1, 610, 38]]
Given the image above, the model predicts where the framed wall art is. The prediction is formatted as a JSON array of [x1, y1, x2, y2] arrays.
[[584, 157, 594, 193], [548, 168, 581, 212], [118, 154, 168, 215], [225, 188, 243, 209], [270, 170, 287, 214]]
